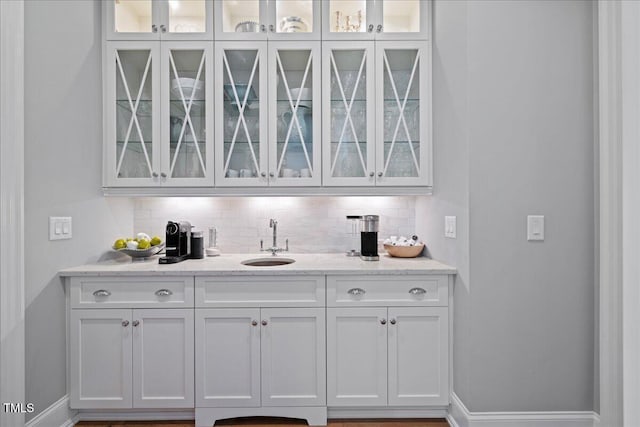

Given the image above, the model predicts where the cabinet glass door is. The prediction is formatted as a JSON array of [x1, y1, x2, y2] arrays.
[[269, 43, 321, 186], [376, 42, 431, 186], [323, 42, 375, 186], [268, 0, 320, 40], [164, 0, 212, 39], [215, 0, 267, 40], [322, 0, 374, 40], [106, 43, 160, 186], [162, 44, 213, 185], [215, 43, 267, 186], [377, 0, 429, 40], [107, 0, 159, 40]]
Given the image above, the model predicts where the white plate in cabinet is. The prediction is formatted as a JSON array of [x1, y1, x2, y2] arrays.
[[326, 275, 448, 307], [195, 276, 325, 308], [69, 276, 194, 308]]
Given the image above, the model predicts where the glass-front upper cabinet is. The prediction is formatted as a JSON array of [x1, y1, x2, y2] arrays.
[[104, 42, 161, 187], [322, 0, 429, 40], [215, 43, 268, 186], [161, 43, 214, 186], [269, 42, 321, 186], [375, 41, 431, 186], [214, 0, 321, 40], [322, 42, 376, 186], [105, 0, 213, 41]]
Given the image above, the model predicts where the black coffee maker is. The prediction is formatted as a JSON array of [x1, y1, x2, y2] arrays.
[[159, 220, 192, 264], [360, 215, 379, 261]]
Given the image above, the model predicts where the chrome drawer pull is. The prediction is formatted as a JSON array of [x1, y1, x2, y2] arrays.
[[409, 287, 426, 295], [93, 289, 111, 297], [155, 289, 173, 297], [347, 288, 366, 296]]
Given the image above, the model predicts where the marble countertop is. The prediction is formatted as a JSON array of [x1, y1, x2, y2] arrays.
[[59, 253, 457, 277]]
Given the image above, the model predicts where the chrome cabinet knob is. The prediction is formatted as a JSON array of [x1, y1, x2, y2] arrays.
[[261, 24, 266, 32], [160, 24, 167, 33], [347, 287, 366, 296], [93, 289, 111, 297], [251, 320, 258, 326], [380, 319, 387, 325], [261, 320, 268, 326], [376, 24, 383, 33], [269, 24, 275, 32], [368, 24, 374, 32], [152, 24, 158, 33], [390, 319, 397, 325], [160, 172, 167, 178], [369, 172, 374, 177], [269, 172, 275, 178], [122, 320, 129, 327], [155, 289, 172, 297], [409, 287, 426, 295], [152, 172, 159, 178], [378, 172, 383, 177], [132, 320, 140, 327]]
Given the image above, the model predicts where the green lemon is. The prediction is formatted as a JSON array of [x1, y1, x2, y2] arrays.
[[113, 239, 126, 249], [137, 239, 150, 250], [150, 236, 162, 246]]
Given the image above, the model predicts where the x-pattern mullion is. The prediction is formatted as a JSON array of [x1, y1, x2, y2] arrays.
[[329, 50, 368, 177], [222, 50, 260, 176], [168, 50, 206, 177], [115, 50, 154, 178], [276, 50, 314, 176], [382, 50, 420, 176]]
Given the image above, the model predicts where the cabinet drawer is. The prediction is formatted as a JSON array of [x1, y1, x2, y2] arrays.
[[327, 275, 448, 307], [70, 276, 194, 308], [195, 276, 325, 308]]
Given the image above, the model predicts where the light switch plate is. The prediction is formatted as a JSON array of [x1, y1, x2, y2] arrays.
[[445, 216, 457, 239], [49, 216, 72, 240], [527, 215, 544, 241]]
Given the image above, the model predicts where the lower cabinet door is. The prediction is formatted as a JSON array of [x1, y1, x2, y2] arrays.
[[387, 306, 449, 406], [261, 307, 326, 407], [195, 308, 261, 407], [327, 307, 388, 406], [132, 308, 194, 408], [70, 309, 133, 409]]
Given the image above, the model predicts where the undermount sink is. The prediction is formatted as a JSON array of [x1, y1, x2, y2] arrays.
[[241, 257, 296, 267]]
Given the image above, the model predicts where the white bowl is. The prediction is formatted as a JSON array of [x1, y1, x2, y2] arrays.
[[171, 78, 205, 101], [113, 242, 165, 260]]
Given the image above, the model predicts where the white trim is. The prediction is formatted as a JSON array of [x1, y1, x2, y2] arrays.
[[620, 1, 640, 425], [76, 408, 194, 421], [25, 395, 76, 427], [0, 1, 25, 427], [597, 2, 624, 427], [449, 393, 599, 427]]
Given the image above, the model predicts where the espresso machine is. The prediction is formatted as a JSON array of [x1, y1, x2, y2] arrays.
[[360, 215, 379, 261], [159, 220, 192, 264]]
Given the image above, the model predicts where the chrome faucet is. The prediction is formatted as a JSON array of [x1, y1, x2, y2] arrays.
[[260, 218, 289, 256]]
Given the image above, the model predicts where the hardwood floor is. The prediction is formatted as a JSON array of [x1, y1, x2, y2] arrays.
[[74, 418, 450, 427]]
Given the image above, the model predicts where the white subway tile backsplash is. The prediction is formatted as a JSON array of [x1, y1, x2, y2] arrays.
[[133, 197, 418, 253]]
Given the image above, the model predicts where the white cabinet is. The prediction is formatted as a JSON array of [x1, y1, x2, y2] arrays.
[[196, 307, 325, 408], [70, 308, 194, 409], [327, 275, 449, 407], [194, 275, 326, 426], [215, 0, 321, 41], [104, 0, 213, 41], [104, 41, 214, 187], [68, 276, 195, 410], [215, 41, 322, 187], [323, 41, 431, 186], [322, 0, 430, 41]]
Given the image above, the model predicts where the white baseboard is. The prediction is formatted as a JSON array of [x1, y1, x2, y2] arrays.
[[25, 395, 76, 427], [328, 407, 448, 419], [76, 409, 194, 421], [449, 393, 599, 427]]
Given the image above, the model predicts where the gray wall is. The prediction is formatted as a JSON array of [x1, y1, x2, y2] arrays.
[[24, 0, 134, 420], [419, 0, 595, 412]]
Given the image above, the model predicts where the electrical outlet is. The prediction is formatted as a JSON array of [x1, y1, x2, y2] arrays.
[[49, 216, 72, 240], [445, 216, 457, 239], [527, 215, 544, 241]]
